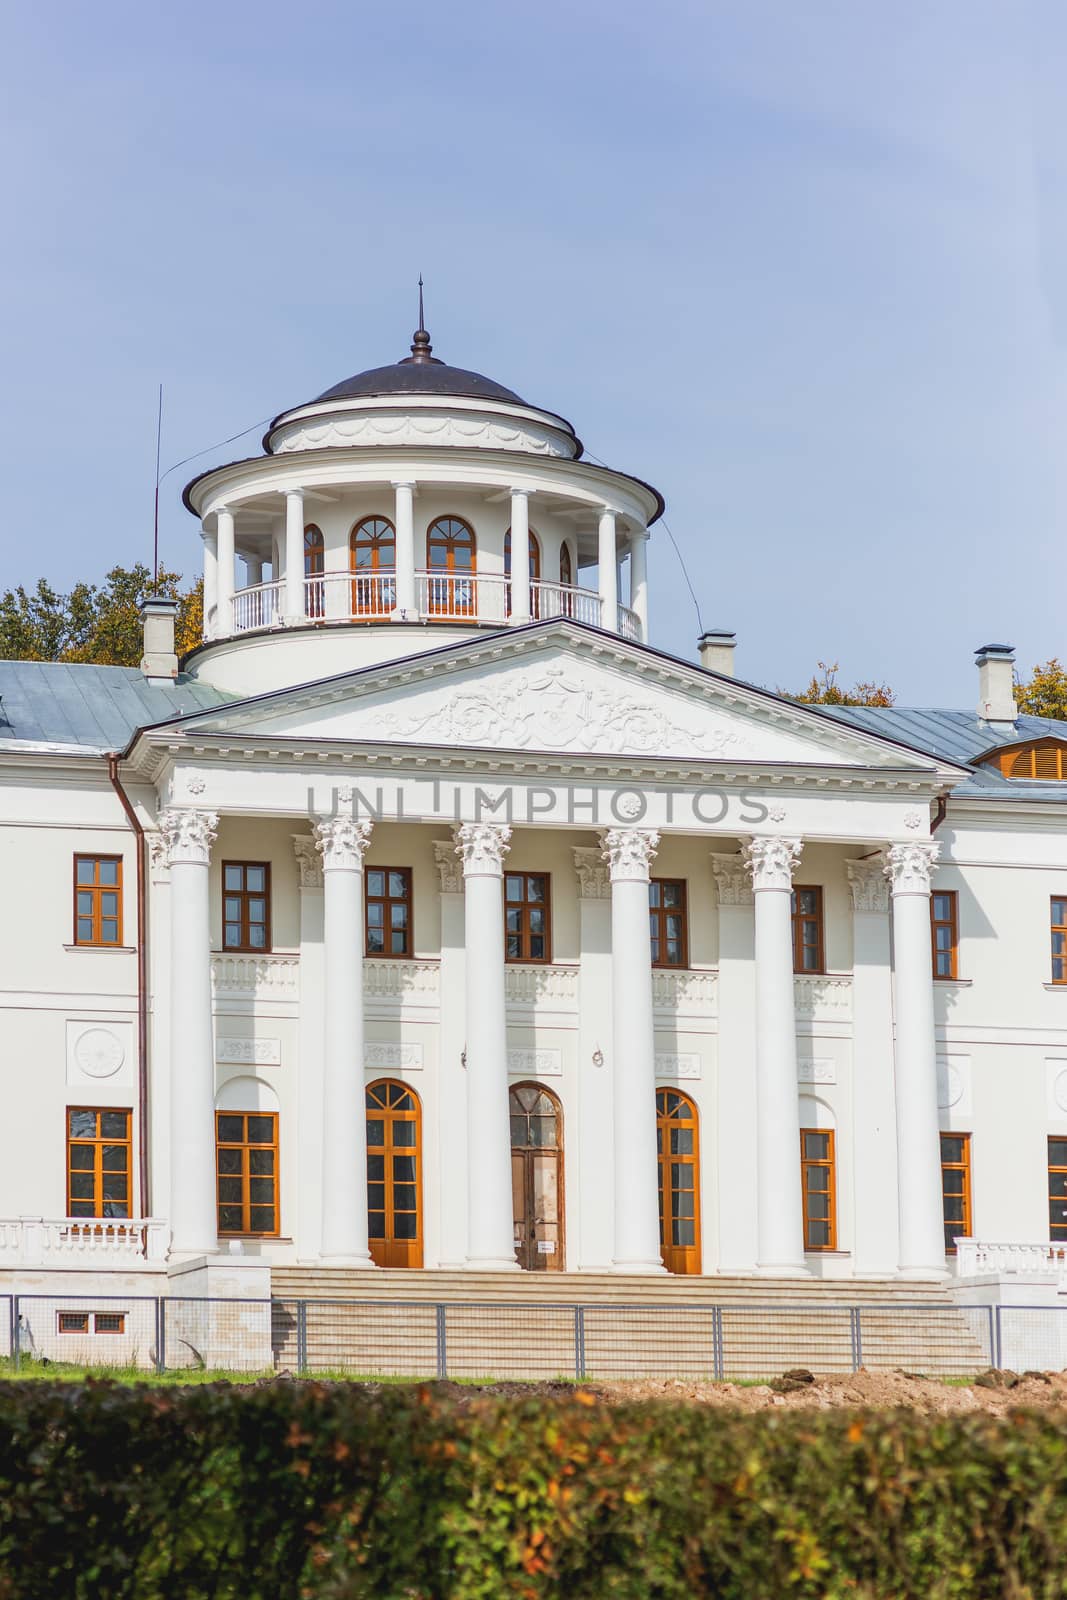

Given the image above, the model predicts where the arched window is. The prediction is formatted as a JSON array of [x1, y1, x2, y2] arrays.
[[425, 517, 476, 616], [304, 525, 325, 620], [504, 528, 541, 618], [656, 1088, 700, 1274], [559, 542, 573, 587], [509, 1082, 564, 1271], [350, 517, 396, 617], [366, 1080, 422, 1268]]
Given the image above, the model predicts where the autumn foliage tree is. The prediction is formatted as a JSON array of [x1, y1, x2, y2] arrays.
[[0, 565, 202, 667], [1016, 659, 1067, 721], [784, 661, 895, 708]]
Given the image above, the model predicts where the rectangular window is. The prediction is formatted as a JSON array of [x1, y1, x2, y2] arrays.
[[649, 879, 688, 968], [791, 886, 824, 974], [941, 1132, 972, 1253], [216, 1111, 279, 1236], [93, 1312, 126, 1334], [504, 872, 551, 963], [222, 862, 271, 952], [931, 891, 959, 980], [365, 867, 413, 958], [58, 1312, 89, 1334], [74, 856, 123, 946], [1052, 898, 1067, 985], [66, 1108, 131, 1219], [800, 1129, 836, 1250], [57, 1311, 126, 1335], [1049, 1138, 1067, 1242]]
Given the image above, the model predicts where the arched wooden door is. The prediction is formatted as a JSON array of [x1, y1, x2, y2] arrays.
[[350, 516, 395, 617], [509, 1082, 564, 1271], [656, 1088, 701, 1274], [304, 525, 325, 620], [504, 528, 541, 616], [366, 1079, 422, 1268], [426, 516, 476, 616]]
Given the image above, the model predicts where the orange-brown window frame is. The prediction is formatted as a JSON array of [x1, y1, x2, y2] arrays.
[[367, 1079, 423, 1268], [657, 1087, 701, 1274], [800, 1128, 836, 1251], [1052, 897, 1067, 985], [1050, 1137, 1067, 1242], [931, 890, 959, 980], [222, 861, 272, 953], [215, 1111, 280, 1237], [649, 878, 688, 969], [73, 855, 123, 947], [504, 871, 551, 963], [350, 516, 396, 618], [365, 866, 413, 958], [941, 1132, 972, 1254], [792, 886, 824, 975], [982, 739, 1067, 780], [66, 1107, 132, 1219]]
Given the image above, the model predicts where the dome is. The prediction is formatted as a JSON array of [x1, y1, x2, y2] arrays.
[[311, 320, 526, 408]]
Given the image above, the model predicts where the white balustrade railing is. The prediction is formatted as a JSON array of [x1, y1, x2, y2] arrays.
[[618, 605, 641, 642], [505, 964, 580, 1006], [0, 1217, 170, 1265], [305, 570, 397, 622], [955, 1240, 1067, 1278], [529, 580, 602, 627], [794, 974, 853, 1018], [415, 569, 510, 622], [362, 958, 441, 1000], [651, 969, 718, 1012], [211, 953, 300, 999], [230, 579, 284, 634]]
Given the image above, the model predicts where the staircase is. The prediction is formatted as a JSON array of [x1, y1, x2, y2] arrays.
[[271, 1268, 989, 1380]]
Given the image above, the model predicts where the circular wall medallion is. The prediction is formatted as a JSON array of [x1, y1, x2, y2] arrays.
[[937, 1060, 963, 1109], [1054, 1070, 1067, 1115], [74, 1028, 125, 1079]]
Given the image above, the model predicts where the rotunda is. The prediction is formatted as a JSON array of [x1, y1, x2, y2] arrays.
[[184, 314, 664, 695]]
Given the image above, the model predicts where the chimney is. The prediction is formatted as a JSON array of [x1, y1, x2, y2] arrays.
[[140, 597, 179, 683], [698, 629, 736, 677], [975, 642, 1016, 725]]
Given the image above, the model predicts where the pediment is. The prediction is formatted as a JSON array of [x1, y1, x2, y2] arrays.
[[174, 629, 952, 775]]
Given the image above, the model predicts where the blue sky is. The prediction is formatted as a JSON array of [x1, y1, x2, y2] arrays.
[[2, 0, 1065, 703]]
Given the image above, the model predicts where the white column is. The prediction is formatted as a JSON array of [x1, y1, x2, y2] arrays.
[[602, 827, 665, 1272], [315, 817, 375, 1265], [201, 525, 218, 640], [160, 808, 219, 1257], [245, 556, 263, 588], [847, 857, 900, 1275], [573, 848, 615, 1269], [597, 508, 618, 633], [391, 480, 417, 619], [284, 488, 305, 623], [509, 489, 531, 625], [216, 507, 235, 639], [710, 853, 759, 1271], [455, 822, 518, 1269], [743, 836, 807, 1275], [630, 531, 649, 642], [885, 841, 946, 1277], [293, 836, 326, 1260], [434, 842, 469, 1266]]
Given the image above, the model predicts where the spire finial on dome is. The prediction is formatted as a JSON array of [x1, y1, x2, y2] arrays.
[[409, 275, 433, 363]]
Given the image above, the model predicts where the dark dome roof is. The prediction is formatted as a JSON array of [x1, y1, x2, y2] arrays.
[[315, 359, 525, 407]]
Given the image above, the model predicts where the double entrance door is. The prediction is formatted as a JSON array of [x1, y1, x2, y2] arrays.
[[510, 1082, 564, 1271]]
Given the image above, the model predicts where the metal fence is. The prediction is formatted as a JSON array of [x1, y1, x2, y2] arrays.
[[2, 1292, 1055, 1379]]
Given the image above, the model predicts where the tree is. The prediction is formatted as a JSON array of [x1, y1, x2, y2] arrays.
[[783, 660, 895, 708], [1016, 659, 1067, 722], [0, 565, 202, 668]]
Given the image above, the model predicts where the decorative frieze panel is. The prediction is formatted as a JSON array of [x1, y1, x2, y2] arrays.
[[211, 954, 300, 999], [216, 1037, 281, 1066], [507, 1048, 562, 1077], [793, 975, 853, 1019], [365, 1042, 424, 1071], [363, 960, 441, 1001], [654, 1052, 701, 1081], [797, 1057, 836, 1085], [505, 965, 579, 1006], [650, 969, 718, 1013]]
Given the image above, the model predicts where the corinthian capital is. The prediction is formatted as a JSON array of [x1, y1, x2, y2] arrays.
[[433, 839, 463, 894], [846, 855, 890, 913], [454, 822, 512, 877], [573, 846, 611, 899], [292, 833, 324, 889], [742, 836, 803, 892], [884, 841, 939, 896], [601, 827, 660, 882], [314, 816, 373, 871], [710, 852, 752, 907], [157, 808, 218, 867]]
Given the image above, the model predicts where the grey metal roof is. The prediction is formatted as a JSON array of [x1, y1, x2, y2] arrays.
[[0, 661, 234, 752], [314, 359, 527, 407]]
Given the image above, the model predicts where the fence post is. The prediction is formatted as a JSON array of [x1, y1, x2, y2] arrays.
[[994, 1304, 1003, 1370], [155, 1296, 166, 1375], [296, 1300, 308, 1375], [986, 1304, 995, 1369], [711, 1306, 725, 1381], [435, 1304, 447, 1381], [11, 1296, 19, 1372], [573, 1307, 586, 1381], [849, 1307, 863, 1372]]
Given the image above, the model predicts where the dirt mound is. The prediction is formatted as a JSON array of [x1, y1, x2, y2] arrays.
[[589, 1368, 1067, 1413]]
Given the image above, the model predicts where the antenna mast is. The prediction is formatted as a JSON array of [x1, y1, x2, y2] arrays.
[[152, 383, 163, 588]]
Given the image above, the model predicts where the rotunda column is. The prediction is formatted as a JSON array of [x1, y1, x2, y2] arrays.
[[509, 489, 531, 625], [598, 508, 618, 633], [216, 507, 235, 638], [391, 480, 417, 619], [244, 555, 263, 588], [630, 530, 649, 642], [284, 488, 305, 624], [315, 817, 376, 1265], [602, 827, 665, 1273], [201, 524, 218, 640], [885, 841, 946, 1277], [456, 822, 518, 1270], [160, 808, 219, 1257], [743, 835, 807, 1275]]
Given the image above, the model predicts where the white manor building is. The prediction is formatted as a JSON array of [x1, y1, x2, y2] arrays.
[[3, 315, 1067, 1322]]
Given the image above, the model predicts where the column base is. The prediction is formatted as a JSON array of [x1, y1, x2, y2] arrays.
[[612, 1258, 668, 1275], [464, 1255, 520, 1272], [756, 1261, 810, 1278], [319, 1253, 377, 1269], [898, 1264, 950, 1282]]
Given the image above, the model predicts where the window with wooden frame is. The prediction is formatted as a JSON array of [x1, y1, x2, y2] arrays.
[[58, 1310, 126, 1335], [216, 1112, 279, 1236], [940, 1132, 972, 1253], [222, 862, 271, 952], [504, 872, 550, 963], [366, 1080, 423, 1268], [649, 879, 687, 968], [800, 1129, 836, 1250], [365, 867, 413, 958], [931, 890, 959, 980], [74, 856, 123, 946], [979, 739, 1067, 780], [656, 1088, 701, 1274], [304, 524, 325, 619], [791, 886, 824, 974], [1050, 1139, 1067, 1242], [66, 1108, 132, 1219], [1052, 898, 1067, 985]]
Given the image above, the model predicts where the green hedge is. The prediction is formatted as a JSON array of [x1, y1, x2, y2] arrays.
[[1, 1380, 1067, 1597]]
